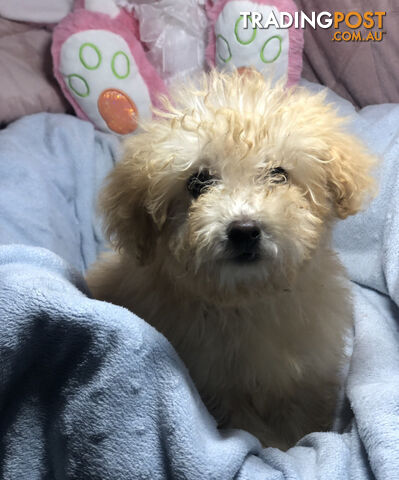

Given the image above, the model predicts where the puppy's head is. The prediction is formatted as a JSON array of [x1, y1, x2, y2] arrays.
[[101, 70, 375, 301]]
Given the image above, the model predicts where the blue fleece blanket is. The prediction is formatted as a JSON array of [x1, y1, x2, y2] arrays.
[[0, 87, 399, 478]]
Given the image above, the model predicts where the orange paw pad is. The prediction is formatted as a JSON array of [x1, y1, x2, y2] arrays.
[[97, 88, 138, 135]]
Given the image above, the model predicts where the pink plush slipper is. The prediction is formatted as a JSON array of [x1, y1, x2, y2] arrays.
[[52, 0, 167, 135], [206, 0, 304, 86]]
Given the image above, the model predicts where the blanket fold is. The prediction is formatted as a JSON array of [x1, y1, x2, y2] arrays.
[[0, 245, 265, 479]]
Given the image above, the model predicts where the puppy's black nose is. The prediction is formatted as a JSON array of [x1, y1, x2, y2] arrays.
[[227, 220, 261, 252]]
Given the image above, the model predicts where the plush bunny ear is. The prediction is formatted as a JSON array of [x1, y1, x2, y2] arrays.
[[325, 133, 376, 219]]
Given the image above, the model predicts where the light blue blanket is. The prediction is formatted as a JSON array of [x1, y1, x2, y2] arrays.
[[0, 85, 398, 478]]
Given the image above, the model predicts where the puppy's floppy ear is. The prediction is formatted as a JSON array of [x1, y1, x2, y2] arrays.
[[325, 132, 376, 219], [99, 135, 166, 264]]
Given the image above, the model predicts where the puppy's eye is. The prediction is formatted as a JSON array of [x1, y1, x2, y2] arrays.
[[269, 167, 288, 184], [187, 169, 216, 199]]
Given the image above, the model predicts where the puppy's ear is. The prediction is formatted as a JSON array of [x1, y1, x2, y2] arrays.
[[325, 133, 376, 219], [99, 136, 166, 264]]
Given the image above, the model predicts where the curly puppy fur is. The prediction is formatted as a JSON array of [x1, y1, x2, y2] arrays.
[[87, 70, 375, 449]]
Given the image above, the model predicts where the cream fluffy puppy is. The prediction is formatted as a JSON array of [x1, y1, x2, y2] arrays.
[[87, 70, 375, 449]]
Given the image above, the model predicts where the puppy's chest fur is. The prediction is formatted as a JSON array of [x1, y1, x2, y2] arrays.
[[88, 247, 352, 447]]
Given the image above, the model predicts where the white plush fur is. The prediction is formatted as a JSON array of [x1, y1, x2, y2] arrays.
[[87, 70, 375, 449]]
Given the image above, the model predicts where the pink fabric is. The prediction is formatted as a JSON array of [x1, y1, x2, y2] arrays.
[[51, 5, 167, 124], [297, 0, 399, 107], [0, 18, 68, 125], [205, 0, 304, 86]]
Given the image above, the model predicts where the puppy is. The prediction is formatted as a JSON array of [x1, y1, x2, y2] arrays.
[[87, 70, 375, 449]]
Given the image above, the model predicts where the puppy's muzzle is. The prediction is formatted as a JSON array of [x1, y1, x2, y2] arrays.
[[227, 220, 261, 262]]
